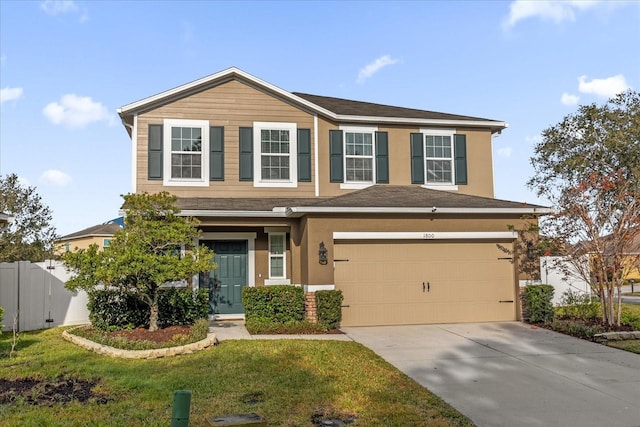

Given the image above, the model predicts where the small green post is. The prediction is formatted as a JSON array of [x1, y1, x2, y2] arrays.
[[171, 390, 191, 427]]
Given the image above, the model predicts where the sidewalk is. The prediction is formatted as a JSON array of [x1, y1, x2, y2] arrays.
[[209, 321, 353, 342]]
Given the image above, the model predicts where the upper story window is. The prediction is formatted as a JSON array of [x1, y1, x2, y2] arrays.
[[253, 122, 297, 188], [344, 128, 375, 184], [425, 134, 453, 184], [163, 119, 210, 187], [410, 129, 466, 189], [330, 126, 387, 189]]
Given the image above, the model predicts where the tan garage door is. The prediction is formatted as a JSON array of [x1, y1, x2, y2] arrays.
[[335, 240, 516, 327]]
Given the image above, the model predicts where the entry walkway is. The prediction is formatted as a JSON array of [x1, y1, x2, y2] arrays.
[[342, 322, 640, 427]]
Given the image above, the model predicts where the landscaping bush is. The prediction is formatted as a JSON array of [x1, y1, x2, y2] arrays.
[[556, 290, 599, 321], [0, 306, 4, 336], [621, 305, 640, 330], [522, 284, 554, 323], [89, 287, 210, 331], [88, 289, 147, 331], [242, 285, 305, 324], [158, 287, 209, 327], [549, 319, 606, 340], [316, 290, 343, 330]]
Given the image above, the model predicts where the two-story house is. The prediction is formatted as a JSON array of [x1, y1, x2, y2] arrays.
[[117, 67, 549, 327]]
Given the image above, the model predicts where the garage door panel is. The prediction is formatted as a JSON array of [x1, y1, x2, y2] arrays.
[[335, 240, 516, 326]]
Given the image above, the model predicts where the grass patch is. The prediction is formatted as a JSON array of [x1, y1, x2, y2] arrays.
[[607, 340, 640, 354], [0, 328, 472, 426], [623, 292, 640, 297]]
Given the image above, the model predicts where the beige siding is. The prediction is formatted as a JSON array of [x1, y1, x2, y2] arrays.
[[335, 240, 516, 326], [136, 80, 316, 198], [316, 118, 495, 198], [55, 235, 112, 255]]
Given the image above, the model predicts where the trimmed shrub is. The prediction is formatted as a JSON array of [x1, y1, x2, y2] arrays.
[[522, 284, 554, 323], [550, 319, 606, 340], [316, 290, 343, 330], [88, 289, 147, 331], [88, 287, 210, 331], [621, 306, 640, 330], [242, 285, 305, 324], [555, 290, 599, 321], [158, 287, 209, 327], [0, 306, 4, 335]]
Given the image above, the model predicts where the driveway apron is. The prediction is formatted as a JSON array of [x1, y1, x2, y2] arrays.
[[342, 322, 640, 427]]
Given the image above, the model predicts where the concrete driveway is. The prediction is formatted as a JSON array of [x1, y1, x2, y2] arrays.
[[342, 322, 640, 427]]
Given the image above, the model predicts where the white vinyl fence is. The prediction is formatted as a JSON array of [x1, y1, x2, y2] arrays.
[[540, 256, 591, 305], [0, 260, 89, 332]]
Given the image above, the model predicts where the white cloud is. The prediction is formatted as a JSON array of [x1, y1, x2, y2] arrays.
[[43, 94, 111, 128], [40, 1, 89, 23], [357, 55, 399, 84], [40, 169, 72, 187], [560, 92, 580, 105], [578, 74, 629, 98], [41, 0, 78, 15], [525, 135, 542, 145], [1, 87, 24, 104], [497, 147, 513, 158], [503, 0, 601, 29]]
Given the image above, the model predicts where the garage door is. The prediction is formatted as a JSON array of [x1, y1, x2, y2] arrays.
[[335, 240, 516, 326]]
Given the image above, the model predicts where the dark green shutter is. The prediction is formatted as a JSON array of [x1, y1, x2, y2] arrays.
[[148, 124, 163, 180], [410, 133, 424, 184], [375, 131, 389, 183], [297, 129, 311, 182], [210, 126, 224, 181], [239, 127, 253, 181], [329, 130, 343, 182], [454, 134, 467, 185]]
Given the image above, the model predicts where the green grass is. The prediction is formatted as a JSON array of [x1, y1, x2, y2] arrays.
[[623, 292, 640, 297], [607, 340, 640, 354], [0, 328, 472, 427]]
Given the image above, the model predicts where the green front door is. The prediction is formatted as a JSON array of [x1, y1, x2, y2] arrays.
[[202, 240, 248, 315]]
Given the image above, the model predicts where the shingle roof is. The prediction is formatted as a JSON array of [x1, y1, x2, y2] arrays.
[[176, 186, 547, 213], [306, 185, 543, 209], [59, 222, 122, 240], [293, 93, 495, 122]]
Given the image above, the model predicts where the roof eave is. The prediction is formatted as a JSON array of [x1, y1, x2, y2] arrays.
[[177, 209, 288, 218], [286, 206, 552, 217]]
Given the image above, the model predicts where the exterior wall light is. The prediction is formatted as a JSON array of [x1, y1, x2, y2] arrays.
[[319, 241, 328, 265]]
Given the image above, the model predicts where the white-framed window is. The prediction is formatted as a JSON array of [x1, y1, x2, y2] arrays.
[[268, 232, 286, 280], [422, 129, 455, 186], [340, 125, 377, 189], [103, 239, 112, 248], [253, 122, 297, 187], [163, 119, 209, 187]]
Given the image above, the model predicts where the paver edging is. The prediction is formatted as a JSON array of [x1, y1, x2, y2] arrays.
[[593, 331, 640, 343], [62, 326, 218, 359]]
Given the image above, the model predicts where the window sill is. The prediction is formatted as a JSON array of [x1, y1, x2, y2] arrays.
[[265, 278, 291, 286], [340, 182, 374, 190], [421, 184, 458, 191], [163, 179, 209, 187], [254, 181, 298, 188]]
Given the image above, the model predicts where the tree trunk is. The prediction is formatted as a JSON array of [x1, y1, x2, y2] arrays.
[[149, 301, 159, 332]]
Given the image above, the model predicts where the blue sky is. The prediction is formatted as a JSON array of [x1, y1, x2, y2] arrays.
[[1, 0, 638, 236]]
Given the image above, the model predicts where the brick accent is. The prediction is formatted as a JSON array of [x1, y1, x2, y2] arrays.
[[305, 292, 317, 323]]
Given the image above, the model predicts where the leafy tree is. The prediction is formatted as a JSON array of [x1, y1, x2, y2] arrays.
[[0, 173, 58, 262], [528, 90, 640, 327], [64, 192, 215, 331]]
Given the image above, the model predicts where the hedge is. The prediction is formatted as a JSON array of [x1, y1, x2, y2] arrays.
[[522, 284, 554, 323], [316, 290, 343, 330], [242, 285, 305, 324], [88, 287, 209, 331]]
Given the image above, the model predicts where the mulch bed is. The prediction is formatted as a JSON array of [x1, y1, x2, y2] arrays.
[[0, 377, 111, 406]]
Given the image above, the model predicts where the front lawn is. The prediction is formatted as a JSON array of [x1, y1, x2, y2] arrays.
[[607, 340, 640, 354], [0, 328, 472, 426]]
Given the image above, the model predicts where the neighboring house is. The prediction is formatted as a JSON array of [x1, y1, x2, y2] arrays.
[[56, 221, 123, 255], [117, 67, 550, 326], [0, 212, 9, 230]]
